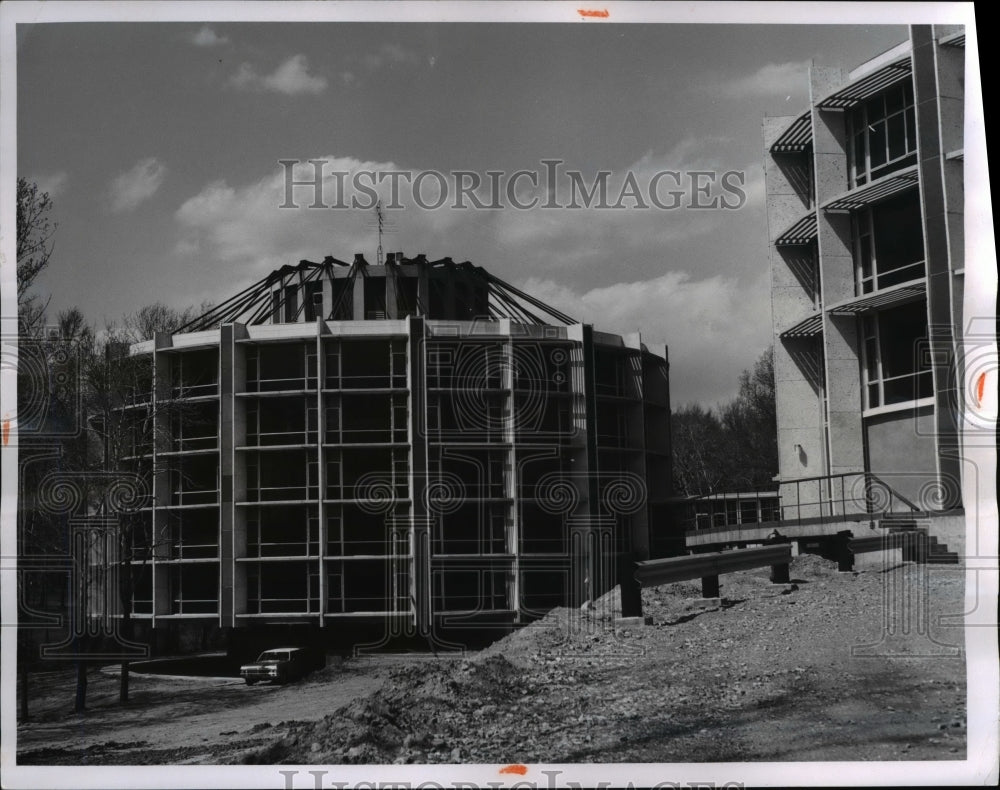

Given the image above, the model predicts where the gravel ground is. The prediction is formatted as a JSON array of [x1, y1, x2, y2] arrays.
[[18, 554, 967, 765]]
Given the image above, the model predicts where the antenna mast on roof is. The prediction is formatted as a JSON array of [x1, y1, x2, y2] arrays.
[[375, 200, 385, 265]]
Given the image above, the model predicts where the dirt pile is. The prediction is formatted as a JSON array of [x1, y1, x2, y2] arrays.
[[236, 555, 966, 765], [19, 554, 968, 765], [238, 654, 532, 764]]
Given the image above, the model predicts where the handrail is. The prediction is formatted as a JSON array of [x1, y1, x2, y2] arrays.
[[867, 472, 920, 513], [683, 471, 921, 536]]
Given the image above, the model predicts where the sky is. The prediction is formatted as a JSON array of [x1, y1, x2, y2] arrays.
[[14, 11, 920, 407]]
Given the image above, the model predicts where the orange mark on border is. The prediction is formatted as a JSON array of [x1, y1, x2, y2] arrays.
[[2, 416, 10, 447], [578, 8, 610, 18], [975, 371, 987, 407], [499, 764, 528, 775]]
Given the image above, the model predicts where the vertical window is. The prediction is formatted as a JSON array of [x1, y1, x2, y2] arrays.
[[304, 282, 322, 321], [848, 80, 916, 187], [284, 285, 299, 323], [853, 191, 925, 293], [860, 301, 933, 409]]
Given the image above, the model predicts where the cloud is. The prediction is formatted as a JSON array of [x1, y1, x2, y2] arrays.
[[519, 270, 773, 406], [229, 54, 327, 95], [715, 60, 810, 98], [175, 155, 397, 272], [190, 26, 229, 47], [172, 151, 772, 406], [32, 171, 69, 199], [490, 136, 747, 262], [109, 157, 167, 213]]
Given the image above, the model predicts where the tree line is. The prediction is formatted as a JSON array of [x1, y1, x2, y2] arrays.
[[16, 177, 212, 714], [671, 347, 778, 497]]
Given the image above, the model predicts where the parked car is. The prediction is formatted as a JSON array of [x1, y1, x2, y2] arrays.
[[240, 647, 311, 685]]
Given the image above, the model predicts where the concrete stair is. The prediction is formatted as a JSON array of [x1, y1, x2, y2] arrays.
[[926, 534, 960, 564], [881, 520, 960, 565]]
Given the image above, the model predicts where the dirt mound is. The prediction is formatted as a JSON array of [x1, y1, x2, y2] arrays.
[[20, 555, 966, 765], [240, 654, 530, 764]]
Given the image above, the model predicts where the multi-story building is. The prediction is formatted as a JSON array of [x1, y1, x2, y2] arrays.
[[763, 25, 966, 533], [117, 253, 673, 650]]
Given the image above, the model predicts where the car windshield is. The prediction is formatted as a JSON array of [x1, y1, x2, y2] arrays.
[[258, 651, 289, 662]]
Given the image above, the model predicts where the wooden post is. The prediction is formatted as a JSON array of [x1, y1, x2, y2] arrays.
[[618, 552, 642, 617], [701, 574, 720, 598], [836, 530, 854, 572]]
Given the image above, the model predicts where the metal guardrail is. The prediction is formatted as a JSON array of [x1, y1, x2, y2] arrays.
[[633, 544, 793, 600], [848, 531, 925, 555], [636, 545, 793, 587]]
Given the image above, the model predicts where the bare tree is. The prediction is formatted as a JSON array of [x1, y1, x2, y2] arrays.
[[88, 304, 213, 703], [671, 346, 777, 496], [16, 178, 57, 335], [16, 308, 97, 716], [18, 301, 211, 711], [120, 300, 215, 342]]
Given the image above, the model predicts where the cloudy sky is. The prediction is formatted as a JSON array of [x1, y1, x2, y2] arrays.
[[16, 11, 920, 406]]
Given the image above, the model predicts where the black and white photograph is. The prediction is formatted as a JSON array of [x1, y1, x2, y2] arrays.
[[1, 2, 996, 788]]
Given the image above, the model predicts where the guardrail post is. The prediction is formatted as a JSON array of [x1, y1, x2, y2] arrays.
[[835, 530, 854, 572], [618, 552, 642, 617], [765, 529, 791, 583], [701, 574, 720, 598]]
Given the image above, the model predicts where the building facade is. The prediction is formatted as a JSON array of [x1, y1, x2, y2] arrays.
[[763, 24, 966, 519], [118, 254, 673, 647]]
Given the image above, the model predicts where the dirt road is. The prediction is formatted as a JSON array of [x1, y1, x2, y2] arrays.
[[17, 555, 968, 765]]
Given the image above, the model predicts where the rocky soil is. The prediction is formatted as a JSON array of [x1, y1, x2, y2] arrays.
[[18, 555, 968, 765]]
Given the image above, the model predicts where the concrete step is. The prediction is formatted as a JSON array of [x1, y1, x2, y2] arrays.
[[927, 535, 960, 565], [927, 552, 960, 564], [870, 519, 960, 565], [884, 523, 920, 533]]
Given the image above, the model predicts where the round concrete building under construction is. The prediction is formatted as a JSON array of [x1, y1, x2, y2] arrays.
[[119, 253, 674, 654]]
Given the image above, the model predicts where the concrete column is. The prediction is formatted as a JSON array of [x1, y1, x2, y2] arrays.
[[230, 324, 247, 620], [151, 335, 172, 623], [912, 24, 963, 508], [823, 314, 866, 481], [809, 65, 867, 485], [352, 266, 366, 320], [385, 261, 399, 320], [501, 320, 519, 615], [765, 113, 827, 497], [316, 323, 327, 626], [417, 261, 430, 318], [408, 317, 428, 631], [218, 325, 235, 627], [623, 334, 649, 563]]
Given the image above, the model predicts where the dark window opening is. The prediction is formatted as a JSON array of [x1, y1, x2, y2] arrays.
[[304, 282, 322, 321], [284, 286, 299, 323], [861, 301, 933, 408], [329, 278, 353, 320], [854, 191, 925, 294]]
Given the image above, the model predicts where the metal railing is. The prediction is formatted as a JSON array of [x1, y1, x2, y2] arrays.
[[684, 471, 921, 536]]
